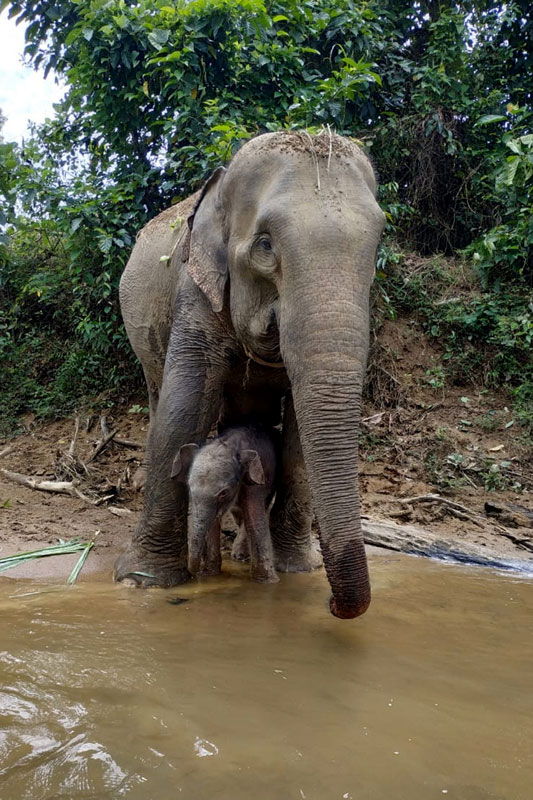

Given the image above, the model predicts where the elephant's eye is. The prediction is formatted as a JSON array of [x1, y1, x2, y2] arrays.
[[258, 237, 272, 251], [251, 234, 278, 274], [217, 487, 232, 505]]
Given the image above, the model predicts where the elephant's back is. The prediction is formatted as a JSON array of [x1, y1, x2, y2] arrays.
[[119, 192, 200, 383]]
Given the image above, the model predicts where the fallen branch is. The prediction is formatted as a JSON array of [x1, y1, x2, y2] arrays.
[[0, 446, 14, 459], [68, 416, 80, 457], [0, 468, 97, 505], [108, 505, 132, 517], [397, 493, 477, 515], [397, 492, 533, 552], [113, 438, 142, 449], [447, 507, 484, 528], [87, 428, 118, 462]]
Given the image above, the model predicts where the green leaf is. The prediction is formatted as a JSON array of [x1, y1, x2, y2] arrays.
[[147, 29, 170, 50], [475, 114, 507, 127], [506, 139, 522, 155], [67, 540, 94, 584], [501, 156, 519, 186]]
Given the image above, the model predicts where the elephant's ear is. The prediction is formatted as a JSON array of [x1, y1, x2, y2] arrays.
[[240, 449, 265, 485], [171, 443, 199, 482], [187, 167, 228, 313]]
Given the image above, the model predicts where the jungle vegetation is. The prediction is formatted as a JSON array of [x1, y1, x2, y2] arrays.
[[0, 0, 531, 435]]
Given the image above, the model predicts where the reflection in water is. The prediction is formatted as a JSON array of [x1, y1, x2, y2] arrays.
[[0, 552, 532, 799]]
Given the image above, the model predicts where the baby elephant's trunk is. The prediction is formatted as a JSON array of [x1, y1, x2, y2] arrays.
[[187, 503, 218, 574]]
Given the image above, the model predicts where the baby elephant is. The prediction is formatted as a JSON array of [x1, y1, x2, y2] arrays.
[[171, 426, 279, 584]]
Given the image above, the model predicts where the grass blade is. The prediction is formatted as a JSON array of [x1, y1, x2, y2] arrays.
[[66, 541, 94, 584], [67, 530, 100, 584], [0, 535, 99, 580]]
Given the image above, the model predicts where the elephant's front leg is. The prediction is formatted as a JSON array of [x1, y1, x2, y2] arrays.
[[114, 326, 232, 587], [270, 393, 323, 573]]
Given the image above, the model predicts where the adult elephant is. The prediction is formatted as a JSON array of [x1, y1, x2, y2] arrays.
[[116, 130, 385, 619]]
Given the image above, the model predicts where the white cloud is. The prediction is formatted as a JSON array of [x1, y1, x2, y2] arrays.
[[0, 10, 65, 143]]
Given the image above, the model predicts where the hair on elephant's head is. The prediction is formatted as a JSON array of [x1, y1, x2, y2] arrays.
[[186, 131, 385, 618]]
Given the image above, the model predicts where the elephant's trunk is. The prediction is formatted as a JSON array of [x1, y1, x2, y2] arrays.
[[280, 255, 373, 619], [187, 505, 217, 574]]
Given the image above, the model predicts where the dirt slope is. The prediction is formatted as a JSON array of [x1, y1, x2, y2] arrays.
[[1, 317, 532, 580]]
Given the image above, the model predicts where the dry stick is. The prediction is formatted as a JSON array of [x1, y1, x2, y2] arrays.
[[113, 438, 142, 450], [399, 492, 533, 552], [108, 505, 132, 518], [87, 428, 118, 463], [68, 416, 80, 457], [0, 468, 97, 505], [447, 508, 484, 528], [397, 493, 477, 515], [100, 415, 110, 438], [0, 446, 15, 459], [96, 414, 141, 451]]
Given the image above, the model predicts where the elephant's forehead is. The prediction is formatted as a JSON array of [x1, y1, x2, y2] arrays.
[[190, 454, 237, 487], [227, 140, 377, 202], [236, 130, 359, 160]]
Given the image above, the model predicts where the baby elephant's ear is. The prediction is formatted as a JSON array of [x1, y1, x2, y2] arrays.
[[171, 443, 199, 481], [240, 449, 265, 485]]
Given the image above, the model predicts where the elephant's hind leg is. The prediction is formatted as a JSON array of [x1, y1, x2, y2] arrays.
[[270, 393, 323, 573], [132, 370, 160, 492]]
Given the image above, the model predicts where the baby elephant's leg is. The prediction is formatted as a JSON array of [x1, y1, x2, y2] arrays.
[[201, 519, 222, 576], [241, 486, 279, 584], [229, 506, 250, 562]]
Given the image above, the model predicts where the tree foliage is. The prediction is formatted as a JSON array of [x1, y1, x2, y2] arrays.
[[0, 0, 531, 429]]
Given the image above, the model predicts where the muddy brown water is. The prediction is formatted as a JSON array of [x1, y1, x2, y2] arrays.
[[0, 551, 532, 800]]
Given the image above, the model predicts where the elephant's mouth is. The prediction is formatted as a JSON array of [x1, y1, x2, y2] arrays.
[[245, 310, 282, 366]]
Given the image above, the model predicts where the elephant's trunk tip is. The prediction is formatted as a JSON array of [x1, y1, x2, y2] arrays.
[[329, 594, 371, 620]]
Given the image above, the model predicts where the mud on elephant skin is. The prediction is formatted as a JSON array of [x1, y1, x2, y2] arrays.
[[172, 425, 279, 584], [115, 129, 385, 619]]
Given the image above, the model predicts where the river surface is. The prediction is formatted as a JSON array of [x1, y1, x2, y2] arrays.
[[0, 551, 532, 800]]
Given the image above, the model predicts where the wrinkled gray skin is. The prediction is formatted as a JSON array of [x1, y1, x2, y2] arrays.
[[171, 427, 279, 584], [116, 130, 385, 619]]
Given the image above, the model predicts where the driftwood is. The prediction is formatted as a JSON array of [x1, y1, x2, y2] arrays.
[[362, 517, 533, 570], [0, 468, 97, 505], [391, 493, 533, 554]]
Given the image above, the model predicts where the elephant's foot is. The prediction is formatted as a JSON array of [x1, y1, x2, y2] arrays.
[[251, 565, 279, 584], [114, 547, 190, 588], [274, 543, 323, 573], [198, 556, 222, 577], [132, 465, 147, 492], [271, 499, 322, 573]]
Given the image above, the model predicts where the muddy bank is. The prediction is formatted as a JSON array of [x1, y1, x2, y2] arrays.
[[0, 395, 531, 581]]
